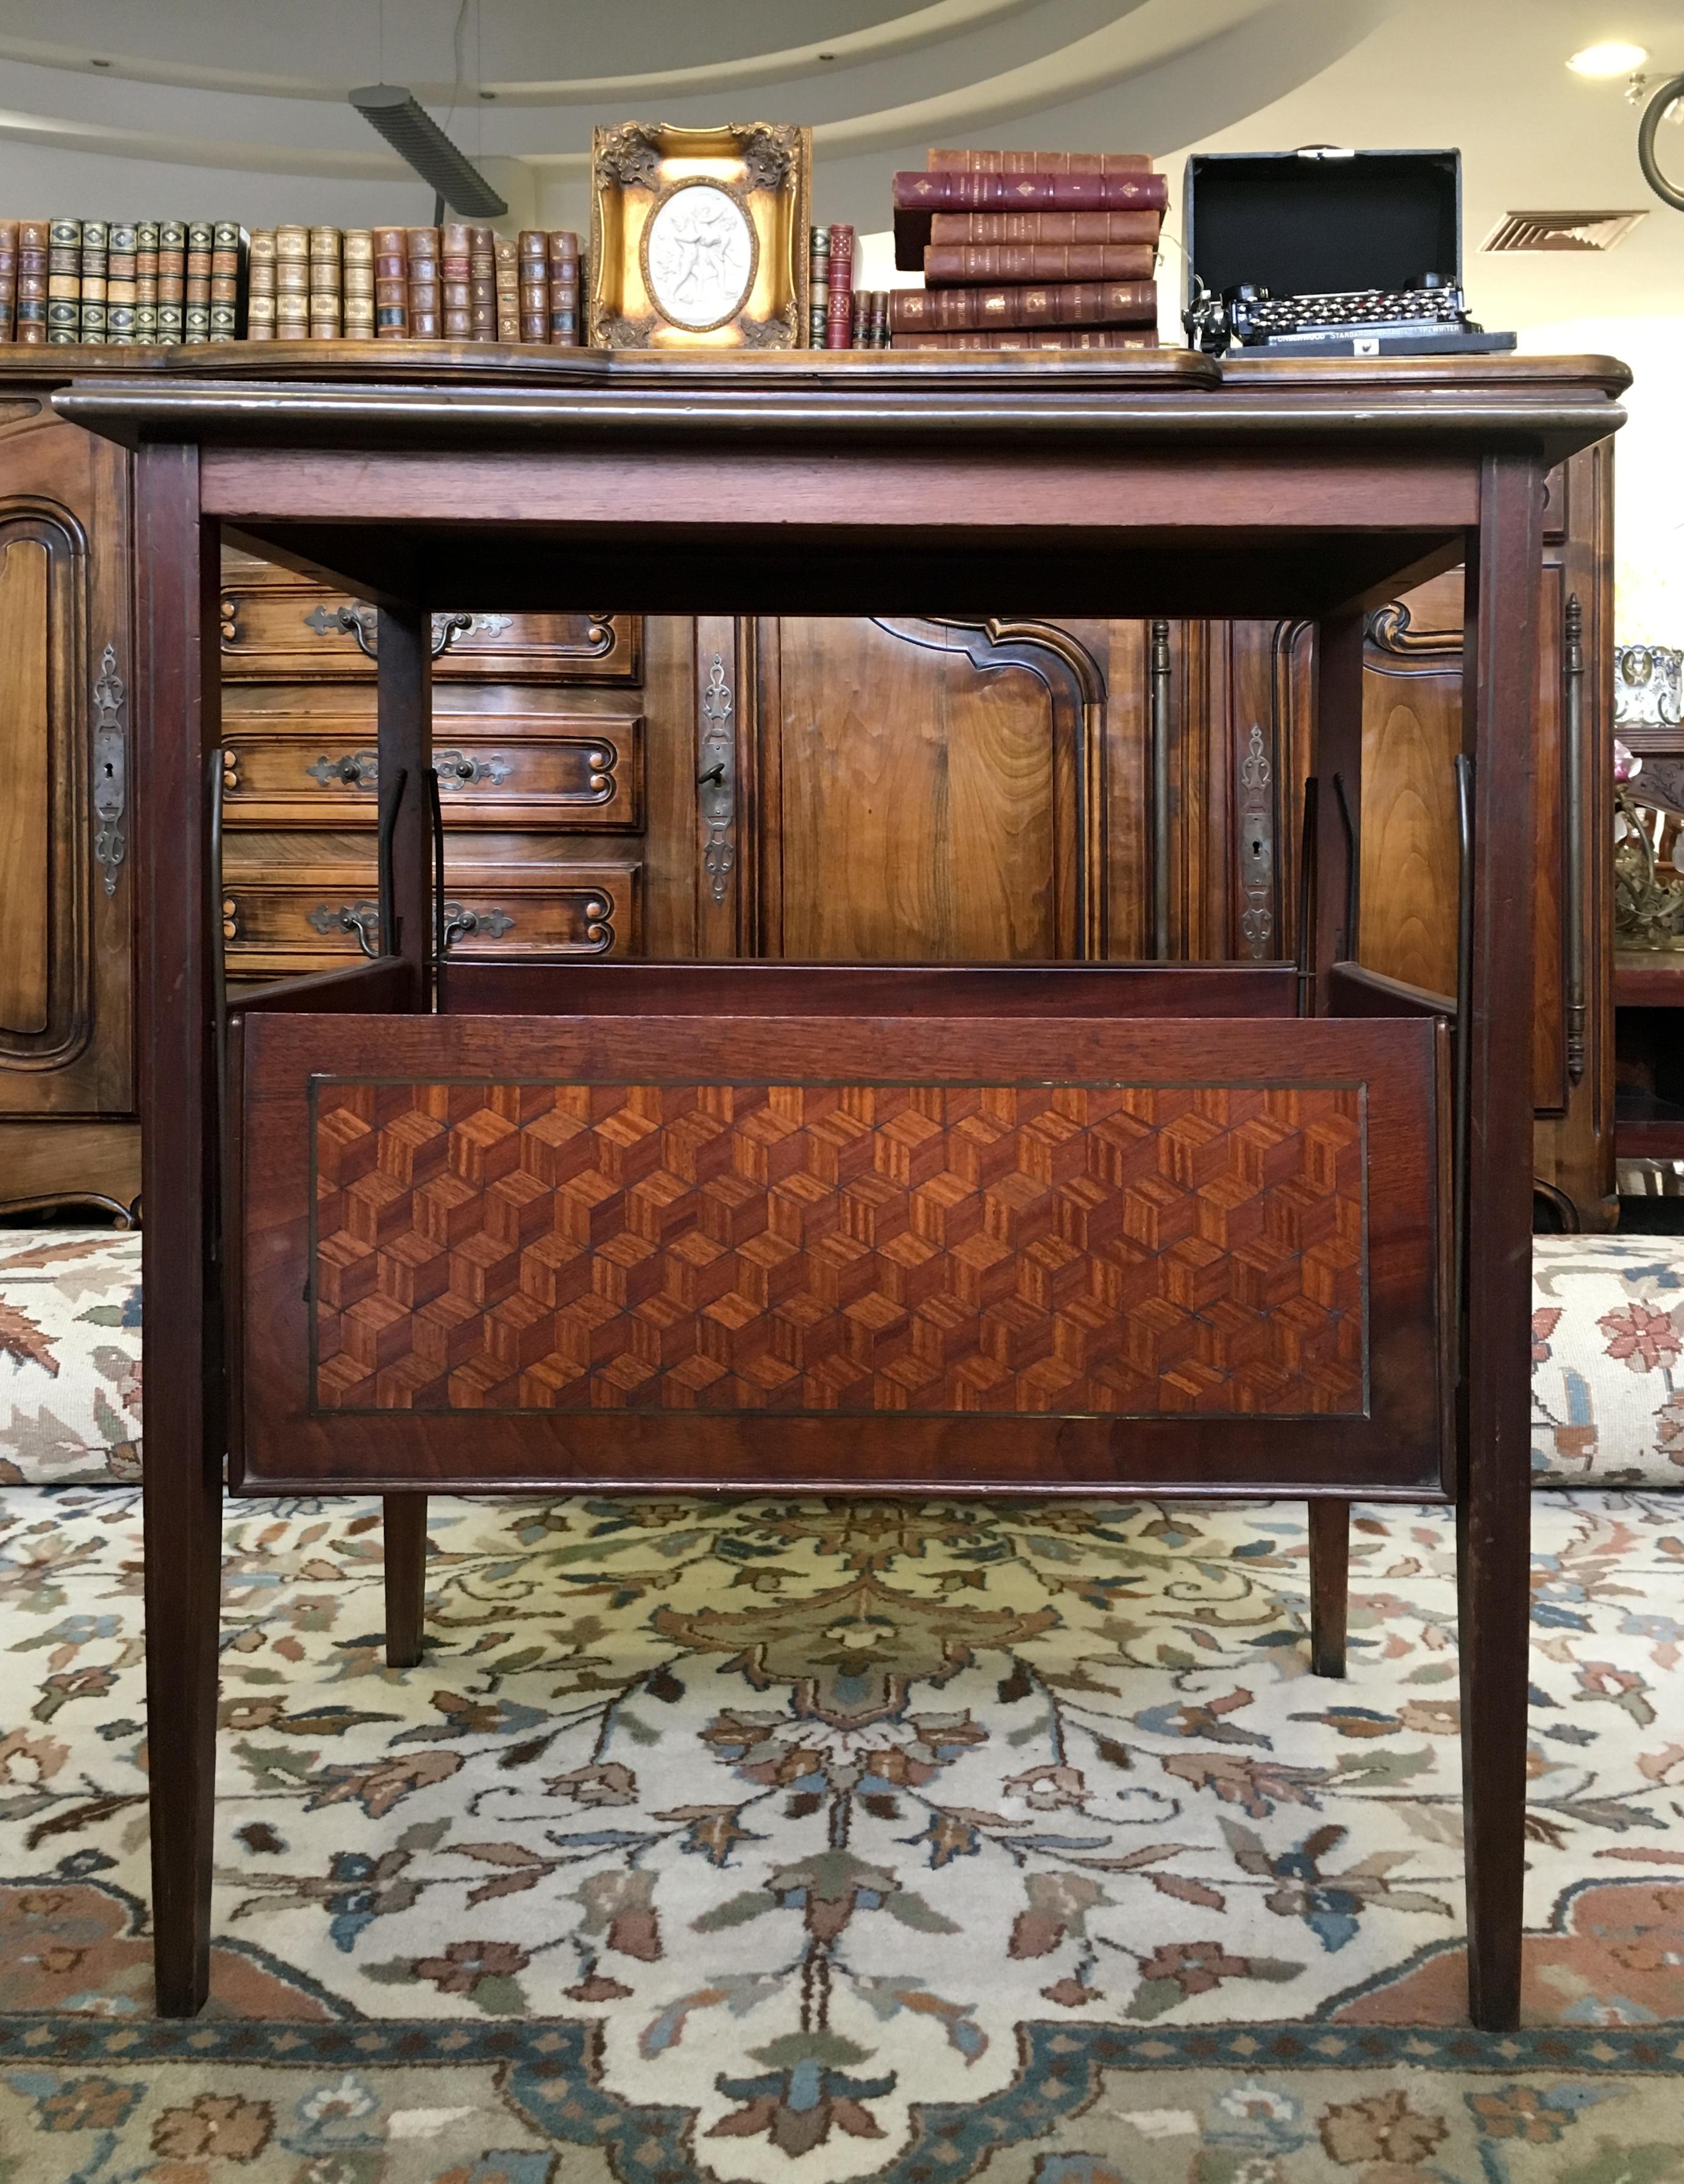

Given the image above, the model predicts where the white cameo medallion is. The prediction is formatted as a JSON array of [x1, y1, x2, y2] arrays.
[[642, 181, 758, 332]]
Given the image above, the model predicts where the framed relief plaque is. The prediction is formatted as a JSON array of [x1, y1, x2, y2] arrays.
[[590, 121, 811, 349]]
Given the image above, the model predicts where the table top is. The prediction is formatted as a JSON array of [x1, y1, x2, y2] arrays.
[[49, 348, 1630, 622]]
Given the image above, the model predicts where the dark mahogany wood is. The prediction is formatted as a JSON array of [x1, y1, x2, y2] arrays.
[[229, 1008, 1452, 1495], [134, 443, 223, 2018], [79, 355, 1625, 2031], [235, 958, 420, 1016], [382, 1495, 429, 1668], [1327, 962, 1455, 1019], [1613, 958, 1684, 1009], [1458, 455, 1547, 2031], [1308, 1499, 1350, 1678], [440, 960, 1300, 1017]]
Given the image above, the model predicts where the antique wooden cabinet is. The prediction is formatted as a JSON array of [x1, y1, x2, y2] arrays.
[[0, 354, 1617, 1230]]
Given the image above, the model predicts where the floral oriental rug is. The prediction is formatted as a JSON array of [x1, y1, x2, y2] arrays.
[[1, 1231, 1683, 2179]]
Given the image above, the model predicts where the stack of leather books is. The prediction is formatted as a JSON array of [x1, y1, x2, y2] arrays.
[[889, 149, 1166, 351]]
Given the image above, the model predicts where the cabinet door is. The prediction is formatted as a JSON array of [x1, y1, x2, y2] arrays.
[[0, 402, 130, 1118], [734, 616, 1107, 962]]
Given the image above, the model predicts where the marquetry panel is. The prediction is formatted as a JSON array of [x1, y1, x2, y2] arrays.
[[220, 714, 644, 831], [310, 1075, 1366, 1418]]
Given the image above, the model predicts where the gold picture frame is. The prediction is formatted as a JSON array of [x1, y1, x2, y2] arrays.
[[590, 121, 811, 350]]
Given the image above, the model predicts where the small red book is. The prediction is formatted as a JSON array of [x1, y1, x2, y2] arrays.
[[890, 328, 1160, 350], [922, 243, 1157, 286], [929, 209, 1161, 246]]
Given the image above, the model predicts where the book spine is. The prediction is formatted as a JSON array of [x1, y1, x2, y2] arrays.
[[927, 209, 1161, 246], [807, 225, 829, 347], [308, 224, 341, 340], [274, 224, 309, 340], [373, 227, 407, 338], [894, 170, 1167, 213], [546, 230, 579, 346], [922, 243, 1160, 286], [341, 229, 374, 339], [441, 221, 472, 341], [891, 277, 1157, 332], [851, 285, 871, 349], [210, 220, 243, 341], [79, 218, 108, 344], [245, 229, 276, 341], [184, 220, 213, 343], [517, 230, 546, 344], [406, 226, 440, 340], [134, 219, 159, 343], [493, 233, 519, 342], [156, 221, 185, 343], [926, 148, 1154, 176], [869, 290, 890, 349], [469, 224, 496, 341], [0, 220, 16, 344], [105, 221, 135, 345], [16, 220, 47, 344], [824, 223, 854, 349], [889, 326, 1160, 350], [47, 218, 80, 344]]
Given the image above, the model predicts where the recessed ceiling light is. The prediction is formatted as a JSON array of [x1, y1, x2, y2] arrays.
[[1568, 40, 1649, 76]]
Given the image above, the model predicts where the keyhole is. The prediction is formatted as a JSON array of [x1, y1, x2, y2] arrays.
[[102, 761, 115, 779]]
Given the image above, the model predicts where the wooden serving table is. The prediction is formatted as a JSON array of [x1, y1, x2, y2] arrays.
[[57, 348, 1627, 2029]]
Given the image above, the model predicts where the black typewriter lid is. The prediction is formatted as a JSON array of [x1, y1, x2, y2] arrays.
[[1184, 148, 1462, 303]]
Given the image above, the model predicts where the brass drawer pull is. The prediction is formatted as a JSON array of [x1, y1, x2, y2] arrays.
[[307, 900, 382, 957]]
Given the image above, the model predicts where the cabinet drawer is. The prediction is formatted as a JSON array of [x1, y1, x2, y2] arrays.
[[219, 575, 641, 685], [223, 863, 639, 979], [221, 717, 643, 831]]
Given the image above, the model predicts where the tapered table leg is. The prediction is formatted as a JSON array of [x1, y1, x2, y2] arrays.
[[383, 1496, 429, 1668], [1308, 1501, 1350, 1679], [1460, 455, 1545, 2033], [136, 446, 223, 2017]]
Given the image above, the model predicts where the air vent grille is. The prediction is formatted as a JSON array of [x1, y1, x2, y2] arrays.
[[1483, 209, 1647, 252]]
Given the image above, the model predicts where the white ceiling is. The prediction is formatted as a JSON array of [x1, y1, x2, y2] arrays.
[[0, 0, 1676, 325]]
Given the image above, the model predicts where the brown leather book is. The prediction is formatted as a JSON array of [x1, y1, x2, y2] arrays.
[[16, 221, 46, 343], [546, 232, 579, 346], [929, 210, 1160, 245], [926, 149, 1153, 175], [891, 279, 1156, 332], [441, 222, 471, 336], [374, 228, 407, 336], [406, 227, 440, 340], [896, 169, 1164, 265], [518, 230, 546, 343], [469, 226, 496, 340], [493, 233, 519, 342], [924, 243, 1158, 286], [889, 327, 1160, 350]]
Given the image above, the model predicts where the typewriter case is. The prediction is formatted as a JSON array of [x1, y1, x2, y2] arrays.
[[1183, 148, 1512, 357]]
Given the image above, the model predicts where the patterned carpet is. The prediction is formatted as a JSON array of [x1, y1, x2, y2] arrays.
[[1, 1229, 1682, 2180]]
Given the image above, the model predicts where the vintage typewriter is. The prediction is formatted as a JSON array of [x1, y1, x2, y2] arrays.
[[1183, 148, 1515, 359]]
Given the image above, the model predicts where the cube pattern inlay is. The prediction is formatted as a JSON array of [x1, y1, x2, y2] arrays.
[[310, 1079, 1366, 1416]]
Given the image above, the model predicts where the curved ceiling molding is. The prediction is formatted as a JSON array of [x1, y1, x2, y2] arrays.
[[0, 104, 405, 179]]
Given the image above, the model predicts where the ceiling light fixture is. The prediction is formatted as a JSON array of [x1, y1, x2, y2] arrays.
[[1568, 40, 1649, 76], [348, 82, 507, 217]]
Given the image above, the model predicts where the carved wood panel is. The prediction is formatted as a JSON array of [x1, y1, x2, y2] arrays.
[[752, 616, 1105, 962]]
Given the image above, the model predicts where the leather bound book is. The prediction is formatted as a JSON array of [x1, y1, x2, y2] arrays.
[[16, 221, 46, 343], [851, 286, 870, 348], [79, 219, 109, 344], [106, 221, 135, 344], [469, 225, 495, 338], [493, 233, 519, 342], [891, 278, 1157, 332], [894, 169, 1165, 266], [210, 219, 243, 341], [406, 227, 441, 340], [922, 242, 1160, 286], [0, 222, 15, 344], [373, 229, 407, 336], [135, 219, 159, 343], [547, 233, 580, 346], [441, 222, 470, 335], [929, 209, 1161, 246], [824, 223, 854, 350], [184, 221, 213, 344], [47, 218, 80, 344], [307, 224, 341, 340], [869, 290, 890, 348], [926, 149, 1154, 175], [808, 225, 828, 347], [157, 219, 185, 343], [889, 327, 1161, 349], [518, 230, 546, 343], [246, 231, 276, 340], [341, 230, 374, 339]]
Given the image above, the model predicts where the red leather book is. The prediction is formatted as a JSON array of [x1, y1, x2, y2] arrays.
[[923, 243, 1158, 286], [889, 327, 1160, 350], [824, 223, 854, 350], [895, 169, 1164, 266], [926, 149, 1153, 175], [929, 209, 1160, 245], [891, 279, 1156, 332]]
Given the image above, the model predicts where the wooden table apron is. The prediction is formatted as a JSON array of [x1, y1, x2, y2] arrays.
[[52, 357, 1625, 2030]]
